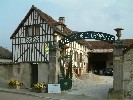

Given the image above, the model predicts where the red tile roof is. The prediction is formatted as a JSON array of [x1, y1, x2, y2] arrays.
[[87, 39, 133, 49], [123, 44, 133, 53], [87, 41, 113, 49], [123, 39, 133, 47]]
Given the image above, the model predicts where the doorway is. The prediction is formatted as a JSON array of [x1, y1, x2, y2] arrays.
[[88, 53, 108, 74], [31, 63, 38, 87]]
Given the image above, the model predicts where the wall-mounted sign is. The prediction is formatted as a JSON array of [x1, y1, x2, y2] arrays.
[[115, 57, 121, 61]]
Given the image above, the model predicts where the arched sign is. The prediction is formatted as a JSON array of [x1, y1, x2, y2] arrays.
[[59, 31, 115, 47]]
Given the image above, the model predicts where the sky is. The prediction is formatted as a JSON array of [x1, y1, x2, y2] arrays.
[[0, 0, 133, 51]]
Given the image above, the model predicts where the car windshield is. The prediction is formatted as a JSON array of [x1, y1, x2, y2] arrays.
[[106, 68, 113, 71]]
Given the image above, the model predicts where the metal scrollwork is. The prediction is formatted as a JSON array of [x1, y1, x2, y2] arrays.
[[59, 31, 115, 47]]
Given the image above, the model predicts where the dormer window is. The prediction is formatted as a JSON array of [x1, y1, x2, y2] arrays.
[[25, 25, 39, 37]]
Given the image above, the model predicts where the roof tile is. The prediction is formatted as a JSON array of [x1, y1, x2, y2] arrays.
[[87, 39, 133, 49]]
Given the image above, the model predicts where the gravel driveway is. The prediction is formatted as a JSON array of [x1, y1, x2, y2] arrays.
[[68, 73, 113, 99]]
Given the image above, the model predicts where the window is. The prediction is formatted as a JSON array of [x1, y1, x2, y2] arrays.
[[74, 51, 76, 61], [26, 26, 32, 36], [25, 25, 39, 36], [80, 53, 82, 62], [74, 51, 78, 61], [34, 26, 39, 35], [70, 50, 73, 55]]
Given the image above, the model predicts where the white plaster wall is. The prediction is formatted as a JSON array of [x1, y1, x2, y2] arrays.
[[57, 33, 89, 75]]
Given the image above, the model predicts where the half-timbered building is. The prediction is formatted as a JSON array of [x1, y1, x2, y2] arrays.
[[10, 5, 90, 87]]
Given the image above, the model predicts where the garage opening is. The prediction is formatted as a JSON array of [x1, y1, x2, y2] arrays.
[[88, 52, 113, 75]]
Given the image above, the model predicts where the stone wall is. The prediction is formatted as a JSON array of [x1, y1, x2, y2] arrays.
[[0, 63, 14, 82], [113, 45, 123, 90], [108, 44, 126, 99], [48, 48, 60, 84], [0, 63, 31, 88], [109, 46, 133, 99], [19, 63, 31, 88], [123, 49, 133, 98], [38, 63, 49, 84]]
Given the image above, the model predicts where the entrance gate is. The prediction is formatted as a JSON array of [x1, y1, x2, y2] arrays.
[[59, 31, 115, 47], [58, 31, 115, 90], [58, 55, 72, 91]]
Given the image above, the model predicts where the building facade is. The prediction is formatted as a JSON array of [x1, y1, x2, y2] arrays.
[[10, 5, 133, 88], [10, 5, 89, 87]]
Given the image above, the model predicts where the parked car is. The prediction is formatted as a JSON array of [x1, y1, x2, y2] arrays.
[[103, 68, 113, 76]]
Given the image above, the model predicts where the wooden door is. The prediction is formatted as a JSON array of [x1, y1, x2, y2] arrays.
[[31, 63, 38, 87]]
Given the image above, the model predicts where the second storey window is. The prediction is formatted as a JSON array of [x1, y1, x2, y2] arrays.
[[25, 25, 39, 37], [26, 26, 32, 36]]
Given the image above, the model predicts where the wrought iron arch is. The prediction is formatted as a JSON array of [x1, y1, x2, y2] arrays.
[[59, 31, 115, 47]]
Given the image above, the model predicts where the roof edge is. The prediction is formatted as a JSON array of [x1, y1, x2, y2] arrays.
[[10, 5, 59, 39], [10, 6, 34, 39]]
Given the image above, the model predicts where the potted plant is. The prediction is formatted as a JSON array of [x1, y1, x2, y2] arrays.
[[34, 83, 46, 93], [8, 80, 20, 89]]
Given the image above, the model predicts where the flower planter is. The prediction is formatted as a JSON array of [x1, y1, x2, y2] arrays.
[[9, 85, 15, 89], [8, 80, 21, 89], [15, 85, 20, 89], [9, 85, 20, 89], [34, 83, 47, 93], [35, 88, 43, 93]]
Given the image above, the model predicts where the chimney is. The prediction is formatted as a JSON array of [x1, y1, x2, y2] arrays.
[[59, 17, 65, 24]]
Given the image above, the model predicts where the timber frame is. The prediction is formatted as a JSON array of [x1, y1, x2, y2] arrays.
[[10, 5, 56, 62]]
